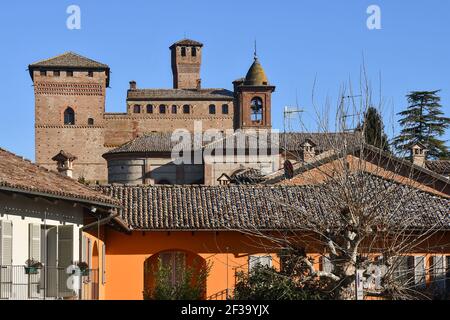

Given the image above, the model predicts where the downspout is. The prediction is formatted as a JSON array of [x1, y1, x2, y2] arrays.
[[78, 209, 119, 300]]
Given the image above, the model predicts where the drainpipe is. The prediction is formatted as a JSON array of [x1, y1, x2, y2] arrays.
[[78, 209, 119, 300]]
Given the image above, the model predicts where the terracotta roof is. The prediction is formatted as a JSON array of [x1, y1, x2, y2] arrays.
[[426, 160, 450, 176], [103, 133, 200, 156], [104, 131, 360, 156], [0, 148, 119, 207], [29, 52, 109, 69], [29, 52, 110, 86], [204, 131, 361, 152], [230, 168, 265, 184], [127, 88, 234, 101], [264, 143, 450, 190], [96, 173, 450, 231], [170, 39, 204, 48]]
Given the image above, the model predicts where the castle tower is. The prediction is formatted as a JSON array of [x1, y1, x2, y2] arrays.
[[234, 54, 275, 130], [29, 52, 110, 182], [170, 39, 203, 89]]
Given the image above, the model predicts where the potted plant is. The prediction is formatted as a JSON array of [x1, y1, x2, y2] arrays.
[[76, 262, 90, 276], [24, 259, 43, 275]]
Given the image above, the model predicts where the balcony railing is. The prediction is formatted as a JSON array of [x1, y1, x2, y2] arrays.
[[0, 265, 98, 300]]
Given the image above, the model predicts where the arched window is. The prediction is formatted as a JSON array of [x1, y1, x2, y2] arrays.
[[250, 97, 263, 122], [222, 104, 229, 115], [88, 118, 94, 126], [172, 105, 178, 114], [159, 105, 167, 114], [181, 47, 186, 57], [146, 104, 154, 114], [209, 104, 216, 115], [133, 105, 141, 113], [191, 47, 197, 57], [64, 107, 75, 125], [183, 105, 190, 114]]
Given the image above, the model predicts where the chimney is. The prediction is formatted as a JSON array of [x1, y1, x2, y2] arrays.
[[196, 79, 202, 91], [411, 143, 427, 167], [129, 81, 137, 90], [52, 150, 77, 178], [301, 139, 316, 163]]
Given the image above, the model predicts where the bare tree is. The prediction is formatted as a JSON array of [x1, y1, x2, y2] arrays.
[[221, 75, 450, 300]]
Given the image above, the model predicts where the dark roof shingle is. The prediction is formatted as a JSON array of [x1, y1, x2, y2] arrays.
[[97, 174, 450, 231]]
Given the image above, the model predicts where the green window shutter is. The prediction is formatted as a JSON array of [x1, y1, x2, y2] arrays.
[[58, 225, 74, 298], [28, 223, 41, 262], [101, 244, 106, 285]]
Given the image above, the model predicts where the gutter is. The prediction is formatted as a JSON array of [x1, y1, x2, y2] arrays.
[[0, 185, 121, 209]]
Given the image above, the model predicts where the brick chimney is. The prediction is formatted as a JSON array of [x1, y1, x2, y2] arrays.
[[411, 143, 427, 167], [129, 81, 137, 90], [301, 139, 316, 163], [52, 150, 77, 178]]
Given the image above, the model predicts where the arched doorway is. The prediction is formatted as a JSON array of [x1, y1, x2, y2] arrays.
[[143, 250, 207, 300], [91, 242, 99, 300]]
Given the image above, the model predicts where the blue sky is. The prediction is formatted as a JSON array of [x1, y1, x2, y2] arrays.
[[0, 0, 449, 160]]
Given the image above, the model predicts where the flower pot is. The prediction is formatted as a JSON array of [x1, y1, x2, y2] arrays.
[[24, 266, 39, 275]]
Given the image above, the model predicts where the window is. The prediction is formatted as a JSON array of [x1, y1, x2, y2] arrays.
[[209, 104, 216, 115], [88, 71, 94, 77], [172, 105, 178, 114], [54, 71, 60, 77], [67, 71, 73, 77], [191, 47, 197, 57], [159, 252, 186, 286], [40, 70, 47, 76], [133, 105, 141, 113], [249, 256, 272, 272], [250, 97, 263, 122], [222, 104, 229, 114], [146, 104, 153, 114], [181, 47, 186, 57], [183, 105, 190, 114], [159, 105, 167, 114], [64, 107, 75, 125], [88, 118, 94, 126]]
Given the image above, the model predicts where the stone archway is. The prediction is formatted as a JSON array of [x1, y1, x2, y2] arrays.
[[143, 250, 207, 300]]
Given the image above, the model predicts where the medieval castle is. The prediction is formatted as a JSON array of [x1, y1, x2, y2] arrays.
[[30, 39, 277, 184]]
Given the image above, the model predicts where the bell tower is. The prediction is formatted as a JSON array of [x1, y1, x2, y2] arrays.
[[170, 39, 203, 89], [235, 54, 275, 130]]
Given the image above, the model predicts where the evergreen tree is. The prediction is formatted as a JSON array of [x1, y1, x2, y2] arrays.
[[357, 107, 389, 151], [393, 90, 450, 159]]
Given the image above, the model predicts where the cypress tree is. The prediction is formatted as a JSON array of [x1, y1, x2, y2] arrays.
[[357, 107, 389, 151]]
